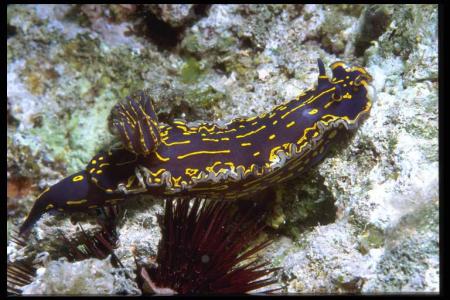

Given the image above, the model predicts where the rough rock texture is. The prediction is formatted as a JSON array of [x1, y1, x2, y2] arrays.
[[20, 256, 140, 295], [7, 4, 438, 295]]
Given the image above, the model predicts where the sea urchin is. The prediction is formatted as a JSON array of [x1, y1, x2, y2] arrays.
[[137, 198, 280, 294]]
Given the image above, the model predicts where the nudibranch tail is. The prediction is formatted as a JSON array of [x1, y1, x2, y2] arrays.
[[19, 171, 90, 236], [18, 196, 48, 237], [112, 90, 161, 156]]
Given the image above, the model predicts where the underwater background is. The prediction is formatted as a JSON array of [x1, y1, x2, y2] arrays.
[[7, 4, 438, 294]]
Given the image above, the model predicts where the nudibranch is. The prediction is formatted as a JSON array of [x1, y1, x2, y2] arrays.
[[19, 59, 373, 236]]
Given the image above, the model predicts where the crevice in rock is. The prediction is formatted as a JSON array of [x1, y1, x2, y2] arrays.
[[7, 23, 17, 39], [354, 5, 392, 57], [134, 5, 212, 51]]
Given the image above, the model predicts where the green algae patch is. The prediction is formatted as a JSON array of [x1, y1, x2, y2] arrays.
[[185, 86, 226, 110], [358, 224, 385, 254], [181, 34, 201, 55], [28, 100, 115, 174], [181, 57, 205, 84], [29, 116, 70, 163]]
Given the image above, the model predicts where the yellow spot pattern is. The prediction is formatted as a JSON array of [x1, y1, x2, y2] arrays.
[[73, 175, 84, 182]]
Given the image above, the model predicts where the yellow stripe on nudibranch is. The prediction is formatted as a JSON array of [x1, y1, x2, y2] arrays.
[[154, 151, 170, 162], [202, 138, 220, 142], [286, 121, 295, 128], [177, 150, 231, 159], [36, 187, 50, 199], [150, 169, 166, 177], [162, 140, 191, 146], [236, 125, 266, 139], [66, 199, 88, 205], [185, 168, 199, 176], [280, 87, 334, 120]]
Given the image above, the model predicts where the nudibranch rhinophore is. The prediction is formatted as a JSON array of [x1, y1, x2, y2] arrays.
[[19, 59, 373, 236]]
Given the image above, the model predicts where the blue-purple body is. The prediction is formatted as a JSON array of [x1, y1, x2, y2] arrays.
[[19, 59, 373, 236]]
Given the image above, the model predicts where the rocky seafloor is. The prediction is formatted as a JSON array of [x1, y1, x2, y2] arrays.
[[7, 4, 439, 295]]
